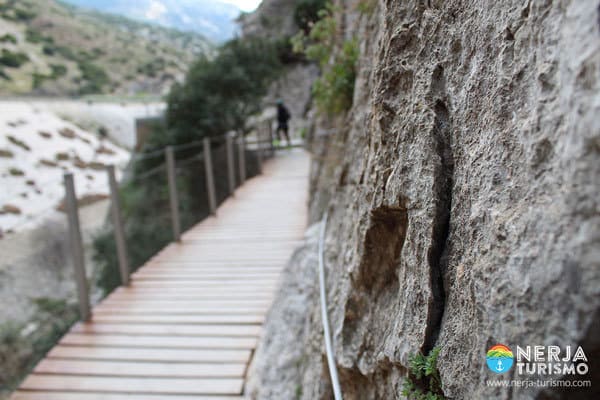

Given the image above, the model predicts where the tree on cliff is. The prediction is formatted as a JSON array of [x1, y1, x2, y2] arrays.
[[164, 38, 282, 146]]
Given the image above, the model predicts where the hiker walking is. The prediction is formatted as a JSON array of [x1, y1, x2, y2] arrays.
[[275, 99, 291, 147]]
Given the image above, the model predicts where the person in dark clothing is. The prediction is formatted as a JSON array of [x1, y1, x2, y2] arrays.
[[275, 99, 291, 146]]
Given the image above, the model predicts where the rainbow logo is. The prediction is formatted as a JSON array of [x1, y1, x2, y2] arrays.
[[486, 344, 514, 374]]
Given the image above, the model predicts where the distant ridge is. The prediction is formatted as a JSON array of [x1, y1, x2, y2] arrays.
[[61, 0, 241, 42]]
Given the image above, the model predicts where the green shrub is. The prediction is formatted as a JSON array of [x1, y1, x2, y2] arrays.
[[402, 347, 445, 400], [312, 38, 358, 114], [53, 45, 77, 61], [294, 0, 327, 33], [356, 0, 377, 15], [2, 6, 36, 21], [0, 33, 16, 44], [42, 44, 55, 56], [167, 37, 282, 142], [32, 64, 67, 89], [0, 67, 10, 81], [13, 8, 36, 21], [0, 49, 29, 68], [31, 297, 78, 363], [274, 36, 304, 64], [50, 64, 67, 78], [78, 61, 109, 94], [25, 28, 50, 44], [32, 72, 46, 89], [292, 4, 358, 115]]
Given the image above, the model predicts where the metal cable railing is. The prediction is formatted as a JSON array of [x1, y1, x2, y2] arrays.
[[318, 211, 343, 400]]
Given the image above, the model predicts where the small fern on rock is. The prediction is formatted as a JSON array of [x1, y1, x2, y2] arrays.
[[402, 347, 445, 400]]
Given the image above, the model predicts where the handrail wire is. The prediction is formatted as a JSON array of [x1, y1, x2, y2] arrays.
[[318, 211, 343, 400]]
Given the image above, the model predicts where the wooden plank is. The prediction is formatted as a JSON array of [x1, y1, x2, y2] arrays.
[[129, 279, 279, 286], [59, 334, 257, 349], [20, 375, 243, 395], [112, 287, 276, 294], [113, 286, 275, 295], [69, 323, 262, 337], [11, 393, 244, 400], [106, 293, 274, 301], [90, 314, 264, 324], [34, 359, 246, 378], [48, 345, 250, 363], [132, 272, 280, 279], [93, 306, 268, 315], [99, 299, 270, 307]]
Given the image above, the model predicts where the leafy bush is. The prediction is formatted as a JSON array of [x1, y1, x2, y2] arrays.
[[356, 0, 377, 15], [0, 49, 29, 68], [292, 4, 359, 115], [402, 347, 445, 400], [53, 45, 77, 61], [32, 64, 67, 89], [0, 33, 16, 44], [78, 61, 109, 94], [294, 0, 328, 33], [0, 68, 10, 81], [25, 28, 52, 44], [137, 59, 165, 78], [166, 37, 282, 144], [2, 6, 36, 21], [42, 45, 55, 56], [32, 72, 45, 89], [312, 38, 358, 114], [274, 36, 304, 65], [13, 8, 36, 21], [50, 64, 67, 78]]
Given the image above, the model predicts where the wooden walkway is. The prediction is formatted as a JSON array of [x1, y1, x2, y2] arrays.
[[11, 150, 310, 400]]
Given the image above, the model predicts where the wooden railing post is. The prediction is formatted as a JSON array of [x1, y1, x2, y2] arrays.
[[203, 137, 217, 215], [256, 127, 263, 174], [238, 134, 246, 184], [64, 173, 91, 322], [165, 146, 181, 242], [268, 120, 274, 156], [226, 134, 236, 194], [106, 165, 130, 286]]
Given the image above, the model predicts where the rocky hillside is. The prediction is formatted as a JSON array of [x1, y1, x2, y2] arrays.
[[62, 0, 241, 43], [0, 0, 212, 96], [248, 0, 599, 399]]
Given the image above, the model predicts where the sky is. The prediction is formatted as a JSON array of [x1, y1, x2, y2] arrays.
[[221, 0, 262, 12]]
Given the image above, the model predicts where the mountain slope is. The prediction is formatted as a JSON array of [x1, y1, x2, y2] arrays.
[[0, 0, 213, 96], [61, 0, 241, 43]]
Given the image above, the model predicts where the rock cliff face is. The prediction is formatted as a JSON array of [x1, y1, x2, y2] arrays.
[[239, 0, 299, 38], [249, 0, 600, 399]]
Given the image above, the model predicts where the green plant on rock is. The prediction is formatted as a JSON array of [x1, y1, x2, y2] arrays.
[[402, 347, 445, 400], [31, 297, 79, 360], [0, 33, 17, 43], [0, 67, 10, 81], [356, 0, 377, 15], [292, 3, 359, 116], [25, 28, 52, 44], [78, 61, 109, 94], [0, 49, 29, 68], [294, 0, 327, 33]]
